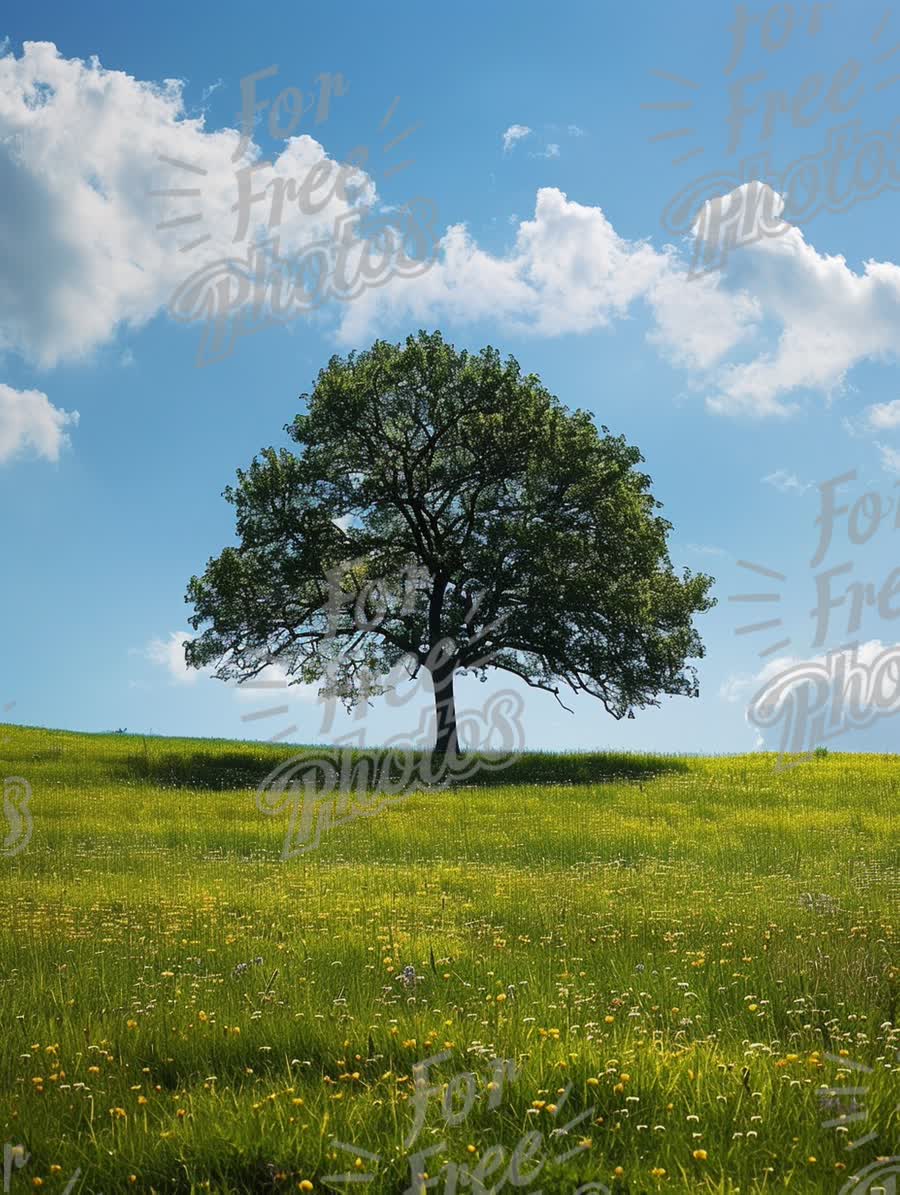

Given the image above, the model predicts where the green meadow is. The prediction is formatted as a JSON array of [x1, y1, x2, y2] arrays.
[[0, 724, 896, 1193]]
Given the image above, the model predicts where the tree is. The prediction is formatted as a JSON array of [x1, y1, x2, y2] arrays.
[[185, 330, 715, 757]]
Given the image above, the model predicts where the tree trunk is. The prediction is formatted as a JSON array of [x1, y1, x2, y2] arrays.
[[432, 663, 458, 759]]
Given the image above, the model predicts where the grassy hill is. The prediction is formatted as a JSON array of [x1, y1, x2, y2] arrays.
[[0, 723, 897, 1193]]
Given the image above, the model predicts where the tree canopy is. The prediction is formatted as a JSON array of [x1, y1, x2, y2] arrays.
[[185, 330, 715, 755]]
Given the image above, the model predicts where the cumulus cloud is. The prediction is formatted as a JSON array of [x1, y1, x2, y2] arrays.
[[337, 187, 757, 360], [0, 41, 376, 368], [0, 383, 78, 463], [725, 638, 900, 752], [646, 263, 760, 371], [502, 124, 531, 153], [338, 181, 900, 420], [4, 44, 899, 423], [141, 631, 197, 684], [706, 237, 900, 416]]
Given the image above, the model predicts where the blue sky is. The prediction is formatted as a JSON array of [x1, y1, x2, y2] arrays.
[[3, 0, 900, 755]]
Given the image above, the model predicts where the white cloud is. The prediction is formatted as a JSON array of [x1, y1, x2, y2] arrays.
[[530, 143, 560, 160], [233, 662, 320, 704], [742, 250, 896, 409], [686, 543, 727, 557], [337, 187, 756, 357], [652, 191, 900, 417], [876, 441, 900, 475], [762, 469, 809, 494], [867, 399, 900, 429], [338, 181, 900, 420], [502, 124, 531, 153], [200, 79, 223, 104], [0, 41, 377, 368], [142, 631, 197, 684], [719, 672, 756, 703], [567, 124, 585, 137], [5, 45, 898, 423], [141, 632, 321, 702], [646, 263, 760, 371], [727, 638, 899, 750], [0, 383, 78, 463]]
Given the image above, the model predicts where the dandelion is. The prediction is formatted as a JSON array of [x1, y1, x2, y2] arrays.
[[693, 1149, 708, 1161]]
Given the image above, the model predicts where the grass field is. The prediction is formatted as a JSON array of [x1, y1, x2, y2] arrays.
[[0, 724, 897, 1193]]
